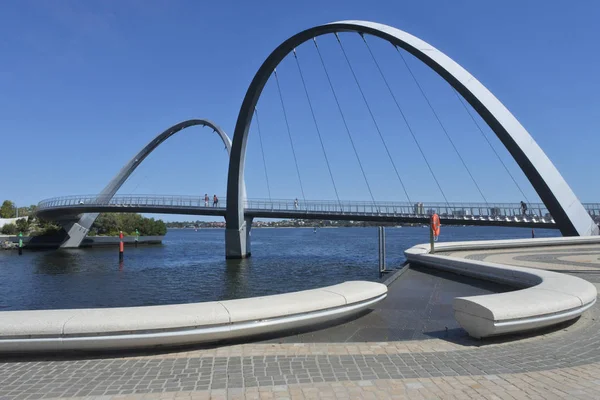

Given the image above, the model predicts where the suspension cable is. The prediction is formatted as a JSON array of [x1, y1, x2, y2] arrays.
[[335, 33, 412, 204], [253, 108, 272, 202], [292, 48, 342, 210], [450, 88, 532, 205], [273, 68, 307, 205], [130, 174, 147, 194], [313, 37, 378, 209], [359, 34, 450, 206], [395, 45, 489, 205]]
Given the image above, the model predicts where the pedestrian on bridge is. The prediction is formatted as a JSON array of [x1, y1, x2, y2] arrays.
[[213, 195, 218, 207], [294, 198, 298, 209], [204, 194, 209, 207], [521, 201, 527, 217]]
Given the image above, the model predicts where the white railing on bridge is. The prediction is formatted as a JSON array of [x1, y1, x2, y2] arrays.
[[244, 198, 553, 220], [36, 194, 600, 223]]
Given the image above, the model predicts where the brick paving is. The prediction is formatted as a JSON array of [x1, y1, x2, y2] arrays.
[[1, 245, 600, 399], [442, 244, 600, 274], [10, 363, 600, 399]]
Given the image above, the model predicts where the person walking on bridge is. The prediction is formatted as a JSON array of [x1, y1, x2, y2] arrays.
[[520, 201, 527, 217], [204, 194, 209, 207], [213, 194, 218, 207]]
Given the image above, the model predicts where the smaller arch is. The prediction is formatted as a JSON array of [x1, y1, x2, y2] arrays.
[[60, 119, 241, 248]]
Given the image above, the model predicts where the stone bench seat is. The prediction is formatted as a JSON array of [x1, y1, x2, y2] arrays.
[[0, 281, 387, 352], [405, 238, 598, 338]]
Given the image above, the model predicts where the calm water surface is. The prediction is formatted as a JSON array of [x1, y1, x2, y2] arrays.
[[0, 226, 559, 310]]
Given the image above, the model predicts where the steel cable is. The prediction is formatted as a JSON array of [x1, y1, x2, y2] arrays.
[[273, 69, 307, 205], [360, 34, 450, 207], [335, 33, 412, 204], [395, 45, 489, 206], [292, 48, 343, 211], [450, 88, 532, 206], [253, 108, 273, 202], [313, 37, 378, 210]]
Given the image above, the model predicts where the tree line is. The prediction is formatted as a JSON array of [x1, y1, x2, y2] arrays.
[[1, 200, 36, 219], [1, 199, 166, 237], [88, 213, 167, 236]]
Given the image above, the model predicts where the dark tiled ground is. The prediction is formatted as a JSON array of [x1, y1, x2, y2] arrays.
[[260, 267, 514, 343]]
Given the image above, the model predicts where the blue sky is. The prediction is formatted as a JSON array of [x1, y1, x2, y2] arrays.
[[2, 1, 599, 220]]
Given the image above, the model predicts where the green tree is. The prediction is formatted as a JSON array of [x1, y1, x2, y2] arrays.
[[15, 218, 29, 233], [90, 213, 166, 236], [1, 223, 17, 235], [0, 200, 16, 218]]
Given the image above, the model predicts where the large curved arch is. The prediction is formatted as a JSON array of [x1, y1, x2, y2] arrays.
[[61, 119, 241, 248], [225, 20, 597, 257]]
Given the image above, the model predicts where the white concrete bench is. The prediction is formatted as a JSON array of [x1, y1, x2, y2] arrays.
[[405, 239, 598, 338], [0, 281, 387, 352]]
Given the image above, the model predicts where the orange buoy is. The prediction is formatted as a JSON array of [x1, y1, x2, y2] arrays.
[[431, 213, 441, 241], [119, 230, 124, 261]]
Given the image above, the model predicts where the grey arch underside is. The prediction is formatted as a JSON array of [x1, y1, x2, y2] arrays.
[[226, 20, 598, 242], [61, 119, 238, 248]]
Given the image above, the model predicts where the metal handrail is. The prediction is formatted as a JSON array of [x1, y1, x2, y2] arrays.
[[33, 194, 591, 223]]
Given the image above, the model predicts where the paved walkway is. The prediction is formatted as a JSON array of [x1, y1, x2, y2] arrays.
[[441, 243, 600, 285], [2, 243, 600, 399]]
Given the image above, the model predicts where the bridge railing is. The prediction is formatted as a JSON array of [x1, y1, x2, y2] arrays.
[[583, 203, 600, 218], [37, 194, 228, 210], [37, 194, 600, 223], [243, 198, 555, 221]]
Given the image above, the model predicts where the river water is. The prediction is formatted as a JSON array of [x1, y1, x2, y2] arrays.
[[0, 226, 559, 311]]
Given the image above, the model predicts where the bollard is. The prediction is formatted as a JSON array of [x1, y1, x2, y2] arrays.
[[135, 228, 139, 248], [119, 231, 124, 262], [18, 232, 23, 256], [382, 227, 386, 272], [430, 224, 435, 254], [378, 227, 386, 273]]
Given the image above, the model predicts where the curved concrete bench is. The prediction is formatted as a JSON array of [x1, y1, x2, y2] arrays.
[[405, 239, 598, 338], [0, 281, 386, 353]]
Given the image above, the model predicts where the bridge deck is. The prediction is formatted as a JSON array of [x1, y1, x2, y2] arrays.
[[34, 194, 581, 229]]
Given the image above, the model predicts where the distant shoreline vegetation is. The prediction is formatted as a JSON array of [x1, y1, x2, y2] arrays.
[[89, 213, 167, 236], [1, 208, 167, 237], [165, 220, 431, 229]]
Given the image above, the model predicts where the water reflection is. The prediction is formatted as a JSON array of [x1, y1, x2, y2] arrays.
[[34, 249, 84, 275], [222, 258, 250, 300]]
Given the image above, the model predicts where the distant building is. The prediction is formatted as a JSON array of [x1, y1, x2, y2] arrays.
[[414, 203, 424, 214]]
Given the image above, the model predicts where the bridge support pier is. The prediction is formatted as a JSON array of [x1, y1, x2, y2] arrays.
[[58, 213, 98, 249], [60, 222, 89, 248], [225, 216, 253, 259]]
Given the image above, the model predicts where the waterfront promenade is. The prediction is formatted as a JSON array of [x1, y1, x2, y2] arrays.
[[2, 242, 600, 399]]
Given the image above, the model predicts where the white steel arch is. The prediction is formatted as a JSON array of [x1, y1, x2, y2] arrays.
[[225, 20, 597, 258]]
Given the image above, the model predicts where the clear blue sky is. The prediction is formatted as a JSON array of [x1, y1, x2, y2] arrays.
[[2, 1, 599, 220]]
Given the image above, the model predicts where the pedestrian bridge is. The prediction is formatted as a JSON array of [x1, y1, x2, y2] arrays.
[[37, 194, 600, 228], [33, 20, 600, 256]]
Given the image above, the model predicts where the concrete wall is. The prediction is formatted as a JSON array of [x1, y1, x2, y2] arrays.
[[0, 217, 26, 229], [0, 281, 387, 353], [405, 237, 599, 338]]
